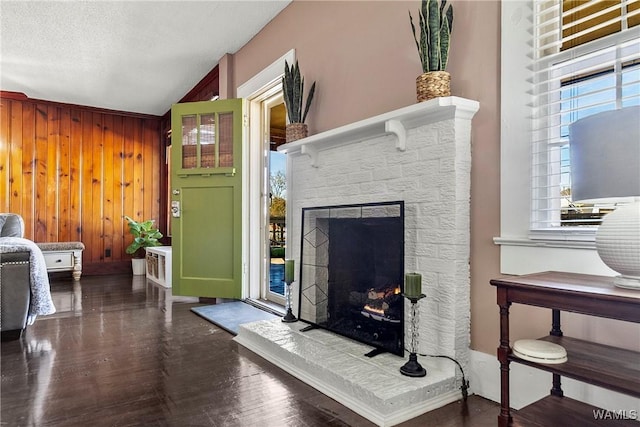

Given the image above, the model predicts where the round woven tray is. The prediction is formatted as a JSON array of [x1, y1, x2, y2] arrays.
[[416, 71, 451, 102], [286, 123, 308, 143]]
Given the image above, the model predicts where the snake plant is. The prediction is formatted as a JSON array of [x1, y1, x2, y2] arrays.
[[409, 0, 454, 73], [282, 60, 316, 124]]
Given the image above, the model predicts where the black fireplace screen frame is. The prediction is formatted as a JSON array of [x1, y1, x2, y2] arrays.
[[298, 201, 405, 356]]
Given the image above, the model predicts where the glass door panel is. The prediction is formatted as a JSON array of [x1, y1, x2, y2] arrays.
[[182, 115, 197, 169], [200, 113, 216, 168], [219, 112, 234, 168], [267, 102, 287, 301], [268, 149, 287, 299]]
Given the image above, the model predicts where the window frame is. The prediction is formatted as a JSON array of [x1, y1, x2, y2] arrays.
[[495, 0, 632, 275], [175, 110, 237, 177], [531, 28, 640, 234]]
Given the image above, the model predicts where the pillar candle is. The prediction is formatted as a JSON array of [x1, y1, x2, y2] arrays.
[[405, 273, 422, 297], [285, 259, 295, 283]]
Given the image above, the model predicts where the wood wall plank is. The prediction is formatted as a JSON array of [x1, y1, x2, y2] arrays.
[[9, 100, 24, 213], [69, 109, 82, 242], [91, 113, 104, 263], [46, 105, 59, 241], [1, 95, 163, 274], [112, 116, 124, 261], [59, 108, 71, 242], [21, 103, 36, 237], [133, 119, 144, 222], [0, 100, 9, 210], [123, 116, 135, 254], [81, 110, 94, 262], [103, 114, 114, 262], [143, 120, 155, 221], [34, 104, 48, 242]]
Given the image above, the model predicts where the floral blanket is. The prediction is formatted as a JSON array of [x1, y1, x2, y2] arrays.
[[0, 237, 56, 324]]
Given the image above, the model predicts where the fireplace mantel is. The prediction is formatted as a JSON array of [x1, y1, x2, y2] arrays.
[[278, 96, 479, 167]]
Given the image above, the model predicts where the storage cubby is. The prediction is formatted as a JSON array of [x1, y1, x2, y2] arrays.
[[145, 246, 172, 288]]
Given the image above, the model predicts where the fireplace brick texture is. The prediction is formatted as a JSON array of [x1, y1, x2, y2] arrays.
[[288, 115, 473, 382]]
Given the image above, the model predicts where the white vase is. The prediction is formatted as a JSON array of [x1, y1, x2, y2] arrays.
[[131, 258, 146, 276]]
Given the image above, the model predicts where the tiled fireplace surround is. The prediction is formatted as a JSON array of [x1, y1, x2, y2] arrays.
[[235, 97, 479, 426]]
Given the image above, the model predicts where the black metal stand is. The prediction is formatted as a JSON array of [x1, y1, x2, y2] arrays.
[[400, 293, 426, 377], [282, 280, 297, 323], [364, 348, 386, 358]]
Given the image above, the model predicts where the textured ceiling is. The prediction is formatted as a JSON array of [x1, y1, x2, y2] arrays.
[[0, 1, 290, 115]]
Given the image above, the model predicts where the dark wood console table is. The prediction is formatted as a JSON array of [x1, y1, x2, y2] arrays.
[[490, 271, 640, 426]]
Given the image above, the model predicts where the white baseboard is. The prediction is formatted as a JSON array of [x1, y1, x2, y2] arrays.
[[469, 350, 640, 414]]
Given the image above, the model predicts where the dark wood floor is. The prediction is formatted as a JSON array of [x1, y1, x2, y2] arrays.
[[1, 275, 499, 426]]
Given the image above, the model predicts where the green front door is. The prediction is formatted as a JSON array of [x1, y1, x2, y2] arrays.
[[170, 99, 244, 298]]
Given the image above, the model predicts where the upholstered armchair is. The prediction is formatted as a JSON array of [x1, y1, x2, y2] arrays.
[[1, 213, 57, 341], [0, 213, 31, 340]]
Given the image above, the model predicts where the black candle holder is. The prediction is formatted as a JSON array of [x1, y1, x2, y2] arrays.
[[400, 293, 426, 377], [282, 280, 297, 323]]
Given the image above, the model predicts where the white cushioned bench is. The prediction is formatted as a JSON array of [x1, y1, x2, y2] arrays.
[[36, 242, 85, 281]]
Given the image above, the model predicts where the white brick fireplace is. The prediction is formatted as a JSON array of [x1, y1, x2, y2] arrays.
[[235, 97, 479, 426]]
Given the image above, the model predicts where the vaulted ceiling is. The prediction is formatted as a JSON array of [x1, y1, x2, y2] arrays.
[[0, 1, 291, 116]]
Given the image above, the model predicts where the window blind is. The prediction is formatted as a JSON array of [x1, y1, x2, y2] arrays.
[[531, 0, 640, 230]]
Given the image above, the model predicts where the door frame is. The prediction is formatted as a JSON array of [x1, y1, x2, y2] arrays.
[[238, 49, 295, 301], [262, 91, 286, 305]]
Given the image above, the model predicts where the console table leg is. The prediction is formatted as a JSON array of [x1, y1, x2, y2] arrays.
[[551, 373, 564, 397], [550, 309, 563, 337], [549, 309, 564, 397], [497, 289, 513, 426], [498, 359, 512, 426]]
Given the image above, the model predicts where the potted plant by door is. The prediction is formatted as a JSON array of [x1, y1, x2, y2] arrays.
[[409, 0, 454, 102], [282, 60, 316, 142], [124, 216, 163, 275]]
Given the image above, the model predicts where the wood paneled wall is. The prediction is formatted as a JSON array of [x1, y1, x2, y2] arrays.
[[0, 94, 164, 274]]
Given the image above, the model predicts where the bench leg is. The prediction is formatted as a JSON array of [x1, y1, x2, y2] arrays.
[[72, 251, 82, 281]]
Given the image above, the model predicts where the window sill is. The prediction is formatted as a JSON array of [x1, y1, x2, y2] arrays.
[[494, 235, 615, 276], [495, 227, 597, 250], [494, 236, 595, 250]]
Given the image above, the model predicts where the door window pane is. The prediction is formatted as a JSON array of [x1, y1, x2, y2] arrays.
[[182, 115, 197, 169], [219, 112, 234, 167], [200, 114, 216, 168]]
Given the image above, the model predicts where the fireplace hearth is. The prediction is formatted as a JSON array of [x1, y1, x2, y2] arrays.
[[299, 201, 404, 356]]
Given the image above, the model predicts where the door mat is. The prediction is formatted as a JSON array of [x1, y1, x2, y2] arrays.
[[191, 301, 279, 335]]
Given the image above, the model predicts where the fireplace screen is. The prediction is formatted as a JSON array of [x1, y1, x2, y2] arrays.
[[299, 201, 404, 356]]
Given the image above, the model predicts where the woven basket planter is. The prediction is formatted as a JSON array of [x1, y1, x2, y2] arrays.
[[286, 123, 308, 143], [416, 71, 451, 102]]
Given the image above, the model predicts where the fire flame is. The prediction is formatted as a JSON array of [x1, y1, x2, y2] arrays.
[[363, 285, 400, 317], [363, 304, 385, 316]]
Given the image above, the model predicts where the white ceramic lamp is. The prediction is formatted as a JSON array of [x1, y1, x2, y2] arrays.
[[569, 106, 640, 289]]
